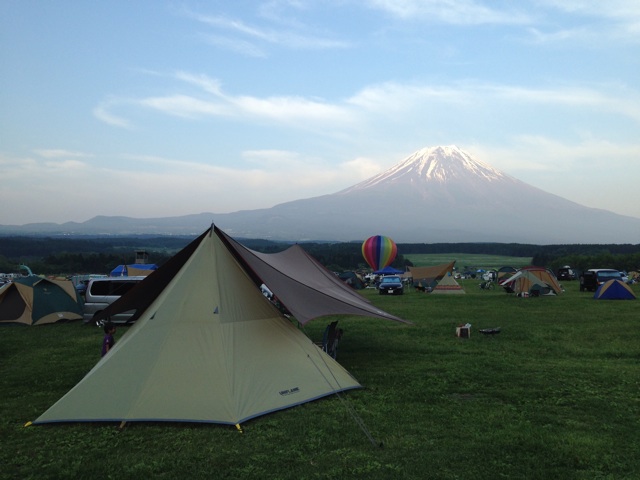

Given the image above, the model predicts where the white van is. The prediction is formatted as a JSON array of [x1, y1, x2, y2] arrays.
[[83, 276, 146, 324]]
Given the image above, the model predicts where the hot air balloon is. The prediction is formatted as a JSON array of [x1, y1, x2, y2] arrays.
[[362, 235, 398, 272]]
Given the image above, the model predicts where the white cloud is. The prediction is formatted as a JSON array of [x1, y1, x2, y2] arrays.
[[348, 82, 472, 112], [339, 155, 388, 180], [0, 146, 391, 224], [239, 149, 386, 191], [42, 159, 86, 170], [199, 34, 267, 57], [95, 72, 355, 127], [194, 14, 276, 41], [488, 84, 640, 121], [125, 155, 359, 213], [0, 153, 94, 224], [138, 95, 231, 118], [368, 0, 532, 25], [1, 153, 89, 179], [93, 99, 134, 129], [0, 154, 37, 182], [187, 10, 350, 53], [526, 26, 590, 44], [534, 0, 640, 19], [350, 81, 640, 124], [174, 72, 225, 96], [529, 0, 640, 43], [94, 74, 640, 144], [33, 149, 93, 159], [476, 135, 640, 170], [232, 94, 352, 123]]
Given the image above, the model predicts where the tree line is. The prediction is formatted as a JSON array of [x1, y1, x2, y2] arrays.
[[533, 251, 640, 274], [0, 236, 638, 276]]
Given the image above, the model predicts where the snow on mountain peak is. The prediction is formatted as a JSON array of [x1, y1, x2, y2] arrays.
[[407, 145, 506, 182], [342, 145, 509, 193]]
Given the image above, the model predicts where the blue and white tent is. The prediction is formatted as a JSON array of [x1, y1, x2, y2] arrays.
[[110, 264, 157, 277], [594, 279, 636, 300]]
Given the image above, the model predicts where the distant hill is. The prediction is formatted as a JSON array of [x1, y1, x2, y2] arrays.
[[2, 145, 640, 244]]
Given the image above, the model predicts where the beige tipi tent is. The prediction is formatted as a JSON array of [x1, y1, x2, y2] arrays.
[[432, 273, 465, 294], [409, 262, 455, 291], [33, 226, 405, 426]]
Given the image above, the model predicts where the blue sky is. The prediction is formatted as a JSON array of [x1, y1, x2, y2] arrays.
[[2, 0, 639, 225]]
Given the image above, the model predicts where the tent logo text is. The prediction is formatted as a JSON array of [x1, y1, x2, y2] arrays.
[[279, 387, 300, 396]]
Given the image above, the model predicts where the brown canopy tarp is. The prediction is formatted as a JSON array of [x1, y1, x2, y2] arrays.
[[218, 228, 409, 325], [408, 262, 455, 288]]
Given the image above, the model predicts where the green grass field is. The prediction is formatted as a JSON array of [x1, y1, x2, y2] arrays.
[[2, 279, 639, 479], [404, 253, 532, 269]]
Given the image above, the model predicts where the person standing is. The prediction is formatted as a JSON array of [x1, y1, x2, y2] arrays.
[[101, 323, 116, 357]]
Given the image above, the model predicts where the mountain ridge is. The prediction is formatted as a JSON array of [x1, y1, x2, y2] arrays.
[[2, 146, 639, 244]]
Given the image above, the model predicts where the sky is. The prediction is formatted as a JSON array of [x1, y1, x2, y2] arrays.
[[1, 0, 639, 226]]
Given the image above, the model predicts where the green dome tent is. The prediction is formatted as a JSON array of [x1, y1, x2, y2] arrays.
[[0, 277, 83, 326]]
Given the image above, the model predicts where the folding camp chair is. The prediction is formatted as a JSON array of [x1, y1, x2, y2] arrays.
[[322, 321, 344, 359]]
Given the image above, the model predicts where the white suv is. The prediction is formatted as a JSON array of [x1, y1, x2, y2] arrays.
[[83, 276, 146, 324]]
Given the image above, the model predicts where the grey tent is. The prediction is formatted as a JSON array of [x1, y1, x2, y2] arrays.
[[33, 226, 407, 426]]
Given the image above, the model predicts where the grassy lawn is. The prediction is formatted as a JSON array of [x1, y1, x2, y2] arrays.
[[1, 279, 639, 479], [405, 253, 532, 269]]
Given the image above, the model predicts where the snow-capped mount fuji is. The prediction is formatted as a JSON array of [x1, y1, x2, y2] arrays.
[[344, 145, 509, 190], [207, 145, 640, 243], [2, 146, 639, 243], [337, 145, 521, 208]]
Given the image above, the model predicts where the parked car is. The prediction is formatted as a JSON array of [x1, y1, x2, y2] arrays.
[[378, 275, 404, 295], [557, 266, 576, 281], [579, 269, 622, 292], [83, 276, 147, 324]]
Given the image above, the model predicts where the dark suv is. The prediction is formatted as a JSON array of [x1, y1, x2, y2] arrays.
[[378, 276, 404, 295], [579, 269, 622, 292], [557, 267, 576, 281]]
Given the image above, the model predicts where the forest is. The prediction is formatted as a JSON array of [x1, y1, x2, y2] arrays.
[[0, 235, 639, 276]]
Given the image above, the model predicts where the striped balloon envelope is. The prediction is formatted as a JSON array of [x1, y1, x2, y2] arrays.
[[361, 235, 397, 271]]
